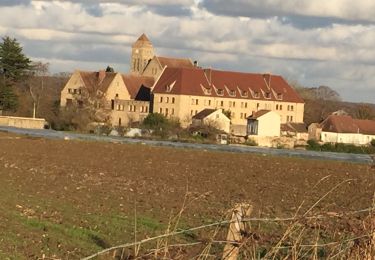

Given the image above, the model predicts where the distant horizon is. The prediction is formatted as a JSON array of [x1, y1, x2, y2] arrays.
[[1, 1, 374, 103]]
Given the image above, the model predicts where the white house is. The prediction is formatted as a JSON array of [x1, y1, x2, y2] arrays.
[[319, 115, 375, 145], [191, 109, 231, 133], [247, 110, 281, 137]]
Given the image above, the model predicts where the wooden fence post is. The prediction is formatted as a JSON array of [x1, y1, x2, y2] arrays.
[[222, 203, 253, 260]]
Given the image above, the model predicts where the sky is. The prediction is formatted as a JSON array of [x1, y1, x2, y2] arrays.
[[0, 0, 374, 103]]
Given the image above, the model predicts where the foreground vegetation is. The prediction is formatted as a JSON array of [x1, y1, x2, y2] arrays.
[[307, 139, 375, 154]]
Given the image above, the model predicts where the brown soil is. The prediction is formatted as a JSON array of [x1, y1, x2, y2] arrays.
[[0, 132, 374, 259]]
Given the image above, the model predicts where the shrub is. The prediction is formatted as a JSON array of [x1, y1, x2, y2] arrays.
[[306, 139, 320, 150], [371, 139, 375, 147], [141, 113, 181, 138], [244, 138, 258, 146]]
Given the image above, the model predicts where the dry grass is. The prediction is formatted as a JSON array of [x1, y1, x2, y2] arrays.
[[84, 190, 375, 260]]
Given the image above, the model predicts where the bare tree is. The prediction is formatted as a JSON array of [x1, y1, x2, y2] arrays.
[[28, 61, 49, 118]]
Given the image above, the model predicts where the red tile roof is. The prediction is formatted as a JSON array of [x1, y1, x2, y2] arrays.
[[122, 75, 154, 99], [192, 109, 217, 120], [153, 67, 304, 103], [79, 71, 117, 93], [281, 123, 308, 133], [248, 110, 271, 119], [77, 70, 154, 101], [320, 115, 375, 135], [156, 56, 194, 69]]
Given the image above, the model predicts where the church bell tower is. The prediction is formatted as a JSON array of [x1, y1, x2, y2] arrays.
[[131, 33, 154, 75]]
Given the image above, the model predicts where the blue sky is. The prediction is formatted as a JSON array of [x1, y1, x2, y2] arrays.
[[0, 0, 374, 103]]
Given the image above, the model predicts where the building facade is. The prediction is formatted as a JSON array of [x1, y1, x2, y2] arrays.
[[60, 70, 154, 127], [152, 67, 304, 135]]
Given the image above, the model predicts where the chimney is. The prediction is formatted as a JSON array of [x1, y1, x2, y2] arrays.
[[98, 70, 106, 82], [194, 60, 198, 67]]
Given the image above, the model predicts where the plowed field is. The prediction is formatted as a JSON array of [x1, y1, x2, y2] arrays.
[[0, 132, 373, 259]]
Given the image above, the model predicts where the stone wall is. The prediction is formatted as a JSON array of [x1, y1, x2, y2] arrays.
[[0, 116, 46, 129]]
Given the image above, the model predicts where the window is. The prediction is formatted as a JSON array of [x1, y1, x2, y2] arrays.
[[159, 108, 162, 113], [280, 105, 283, 110], [78, 89, 82, 95], [220, 101, 224, 107], [118, 118, 122, 126], [290, 105, 294, 111], [254, 92, 260, 98], [265, 92, 271, 99], [217, 89, 224, 95], [287, 115, 289, 122], [68, 88, 72, 94], [257, 103, 260, 109], [208, 100, 211, 106], [160, 96, 163, 103], [116, 104, 120, 111], [233, 101, 235, 108], [245, 102, 247, 108], [166, 97, 169, 103], [172, 97, 175, 104], [290, 116, 293, 122], [229, 89, 235, 96], [287, 105, 290, 111], [165, 108, 169, 116], [276, 104, 279, 110], [115, 93, 119, 98], [191, 110, 194, 115], [242, 90, 248, 97], [165, 85, 171, 92], [277, 93, 283, 100], [244, 113, 247, 119], [145, 106, 148, 113], [195, 99, 199, 105], [111, 100, 115, 110], [171, 108, 175, 115]]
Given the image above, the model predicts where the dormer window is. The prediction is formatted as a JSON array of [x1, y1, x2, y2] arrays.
[[229, 89, 236, 97], [265, 92, 271, 99], [277, 93, 283, 100], [217, 89, 224, 96], [203, 88, 212, 95], [242, 90, 248, 97], [165, 85, 171, 92], [254, 91, 260, 98]]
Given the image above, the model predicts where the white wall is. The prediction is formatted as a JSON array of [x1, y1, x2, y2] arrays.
[[321, 131, 375, 145]]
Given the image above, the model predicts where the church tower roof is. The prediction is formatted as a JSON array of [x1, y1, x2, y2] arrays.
[[132, 33, 153, 48], [136, 33, 151, 43]]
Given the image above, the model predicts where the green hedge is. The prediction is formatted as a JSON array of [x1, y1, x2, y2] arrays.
[[307, 139, 375, 154]]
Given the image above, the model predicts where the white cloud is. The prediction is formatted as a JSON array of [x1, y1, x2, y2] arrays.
[[0, 0, 374, 103], [201, 0, 375, 23]]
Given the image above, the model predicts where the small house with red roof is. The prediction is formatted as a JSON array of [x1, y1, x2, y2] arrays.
[[247, 110, 281, 137], [310, 114, 375, 145]]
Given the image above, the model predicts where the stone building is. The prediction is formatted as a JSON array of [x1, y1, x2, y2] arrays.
[[152, 67, 305, 135], [60, 70, 154, 126]]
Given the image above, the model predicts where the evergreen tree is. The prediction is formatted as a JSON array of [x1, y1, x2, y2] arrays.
[[0, 83, 18, 111], [0, 36, 31, 82], [105, 66, 114, 73]]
